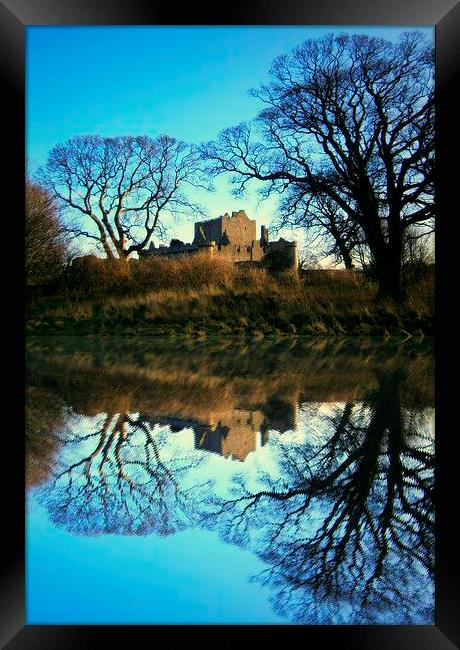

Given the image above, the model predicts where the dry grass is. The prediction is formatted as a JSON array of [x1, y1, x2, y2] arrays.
[[26, 254, 434, 337]]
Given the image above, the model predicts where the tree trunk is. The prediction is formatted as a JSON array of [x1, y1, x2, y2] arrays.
[[329, 223, 355, 270], [362, 213, 403, 302], [113, 248, 130, 262], [101, 238, 116, 260], [375, 250, 403, 302], [342, 248, 355, 270]]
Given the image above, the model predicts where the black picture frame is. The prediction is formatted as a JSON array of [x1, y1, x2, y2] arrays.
[[2, 0, 459, 647]]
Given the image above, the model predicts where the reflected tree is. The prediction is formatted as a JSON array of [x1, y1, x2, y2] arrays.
[[38, 411, 205, 537], [201, 369, 434, 624]]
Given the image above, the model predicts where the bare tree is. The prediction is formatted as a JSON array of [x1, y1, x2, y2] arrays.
[[25, 179, 69, 284], [202, 32, 434, 300], [402, 225, 434, 280], [297, 245, 321, 272], [39, 134, 209, 259]]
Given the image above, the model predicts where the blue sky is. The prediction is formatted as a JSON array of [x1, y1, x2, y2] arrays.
[[26, 25, 434, 247]]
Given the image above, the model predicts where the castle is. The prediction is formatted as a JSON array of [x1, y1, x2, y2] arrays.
[[139, 209, 298, 270]]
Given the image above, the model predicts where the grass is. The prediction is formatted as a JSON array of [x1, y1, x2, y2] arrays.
[[26, 252, 435, 337]]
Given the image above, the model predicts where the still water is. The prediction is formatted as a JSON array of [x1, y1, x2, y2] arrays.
[[26, 336, 434, 624]]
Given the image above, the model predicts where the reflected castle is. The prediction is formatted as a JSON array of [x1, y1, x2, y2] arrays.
[[26, 336, 434, 475], [144, 396, 299, 462]]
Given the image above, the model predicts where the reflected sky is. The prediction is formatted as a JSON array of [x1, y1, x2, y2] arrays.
[[26, 336, 434, 625]]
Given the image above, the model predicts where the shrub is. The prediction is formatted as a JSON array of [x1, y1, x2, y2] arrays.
[[64, 256, 133, 297], [132, 251, 237, 292], [262, 249, 292, 272], [25, 180, 70, 286]]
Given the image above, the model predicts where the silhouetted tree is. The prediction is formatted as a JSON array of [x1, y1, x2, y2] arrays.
[[202, 32, 434, 300], [39, 135, 209, 259]]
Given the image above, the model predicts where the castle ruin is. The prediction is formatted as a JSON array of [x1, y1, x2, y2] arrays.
[[139, 210, 298, 270]]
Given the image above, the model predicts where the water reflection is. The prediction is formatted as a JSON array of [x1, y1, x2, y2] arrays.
[[202, 370, 434, 623], [38, 412, 203, 537], [26, 336, 434, 624]]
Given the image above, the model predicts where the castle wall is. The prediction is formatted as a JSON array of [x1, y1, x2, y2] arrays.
[[220, 409, 265, 461], [216, 239, 265, 263]]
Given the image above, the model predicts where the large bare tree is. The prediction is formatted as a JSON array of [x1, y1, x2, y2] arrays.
[[202, 32, 434, 300], [39, 134, 209, 259]]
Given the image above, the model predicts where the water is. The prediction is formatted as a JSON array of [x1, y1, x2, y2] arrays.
[[26, 336, 434, 625]]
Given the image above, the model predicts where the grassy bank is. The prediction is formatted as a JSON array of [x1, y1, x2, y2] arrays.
[[26, 252, 434, 337]]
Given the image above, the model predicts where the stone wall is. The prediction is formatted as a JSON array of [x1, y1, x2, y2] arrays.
[[139, 242, 198, 258]]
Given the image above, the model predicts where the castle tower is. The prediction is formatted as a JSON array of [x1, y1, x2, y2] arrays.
[[286, 240, 299, 271], [260, 225, 269, 246]]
